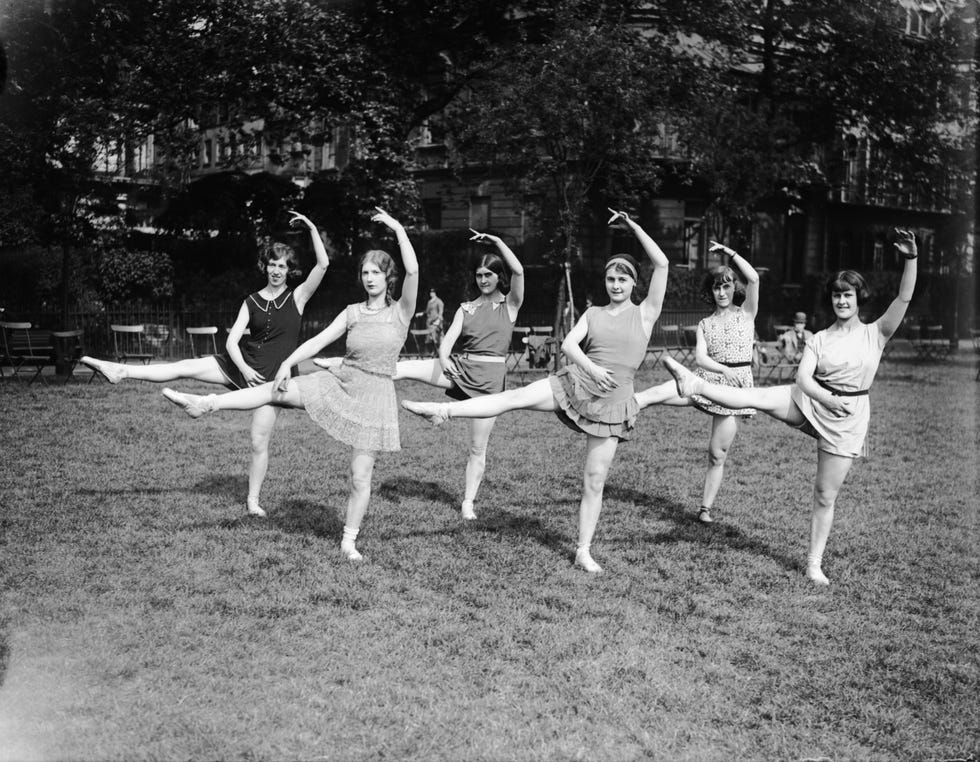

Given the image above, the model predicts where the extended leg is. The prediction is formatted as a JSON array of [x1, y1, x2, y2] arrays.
[[82, 355, 228, 385], [246, 405, 280, 517], [341, 449, 376, 561], [393, 358, 451, 387], [807, 450, 853, 585], [698, 415, 738, 522], [634, 379, 691, 408], [574, 435, 619, 574], [163, 380, 304, 418], [461, 417, 497, 519], [402, 377, 556, 424]]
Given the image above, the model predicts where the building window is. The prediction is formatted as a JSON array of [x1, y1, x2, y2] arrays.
[[422, 199, 442, 230], [469, 196, 491, 230]]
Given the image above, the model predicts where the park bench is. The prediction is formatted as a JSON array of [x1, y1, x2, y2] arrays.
[[910, 325, 951, 361], [754, 341, 799, 385]]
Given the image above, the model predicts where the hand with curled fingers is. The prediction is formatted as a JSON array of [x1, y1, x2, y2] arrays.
[[708, 240, 738, 257], [273, 363, 293, 393], [586, 361, 618, 393], [894, 228, 917, 259], [288, 210, 316, 230], [606, 208, 635, 228], [371, 207, 402, 232], [241, 366, 265, 387], [469, 228, 501, 245]]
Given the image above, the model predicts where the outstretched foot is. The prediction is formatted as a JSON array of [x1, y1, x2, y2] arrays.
[[663, 356, 702, 397], [574, 548, 603, 574], [806, 566, 830, 586], [341, 541, 363, 562], [162, 388, 213, 419], [401, 399, 450, 425], [461, 500, 477, 521], [313, 357, 343, 370], [81, 356, 126, 384], [246, 499, 267, 518]]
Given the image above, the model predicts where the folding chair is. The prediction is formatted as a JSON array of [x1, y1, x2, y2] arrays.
[[660, 325, 693, 364], [507, 326, 532, 371], [110, 324, 154, 365], [406, 329, 430, 358], [185, 326, 219, 358], [51, 329, 91, 384], [1, 321, 54, 384]]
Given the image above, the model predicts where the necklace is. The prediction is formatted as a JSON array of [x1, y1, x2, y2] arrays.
[[362, 301, 387, 313]]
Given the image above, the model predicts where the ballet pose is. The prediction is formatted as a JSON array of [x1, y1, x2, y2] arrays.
[[402, 209, 669, 573], [633, 241, 760, 524], [659, 229, 918, 585], [163, 209, 419, 561], [81, 212, 330, 517], [389, 230, 524, 519]]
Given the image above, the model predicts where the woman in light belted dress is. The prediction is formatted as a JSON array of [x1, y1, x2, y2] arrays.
[[633, 241, 760, 524], [662, 229, 918, 585], [162, 209, 419, 563], [386, 230, 524, 520], [402, 209, 669, 574]]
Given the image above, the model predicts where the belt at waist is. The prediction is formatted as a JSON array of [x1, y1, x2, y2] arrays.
[[459, 353, 505, 364], [721, 360, 752, 368], [815, 377, 870, 397]]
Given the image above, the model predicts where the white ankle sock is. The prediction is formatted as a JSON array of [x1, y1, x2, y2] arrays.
[[341, 526, 362, 560]]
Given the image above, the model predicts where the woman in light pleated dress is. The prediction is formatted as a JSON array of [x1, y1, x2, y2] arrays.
[[662, 229, 918, 585], [401, 209, 669, 574], [163, 209, 419, 562]]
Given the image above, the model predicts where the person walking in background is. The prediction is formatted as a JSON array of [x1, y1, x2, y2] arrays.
[[425, 288, 445, 353], [387, 229, 524, 520], [777, 312, 813, 362], [81, 212, 331, 518], [402, 208, 669, 574], [632, 241, 760, 524], [661, 229, 918, 585], [163, 209, 418, 562]]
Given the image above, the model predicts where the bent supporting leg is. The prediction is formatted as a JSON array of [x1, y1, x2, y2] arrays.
[[807, 450, 853, 585], [574, 435, 619, 574]]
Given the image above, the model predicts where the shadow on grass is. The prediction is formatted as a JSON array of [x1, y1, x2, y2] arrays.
[[377, 476, 456, 506]]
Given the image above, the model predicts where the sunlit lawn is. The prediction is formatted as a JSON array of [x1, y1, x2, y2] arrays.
[[1, 348, 977, 761]]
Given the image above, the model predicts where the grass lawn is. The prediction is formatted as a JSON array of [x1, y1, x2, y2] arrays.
[[1, 351, 977, 761]]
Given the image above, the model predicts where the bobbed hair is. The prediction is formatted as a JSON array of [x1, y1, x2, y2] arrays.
[[257, 241, 303, 279], [826, 270, 872, 305], [604, 253, 643, 304], [465, 252, 511, 300], [700, 265, 745, 306], [359, 249, 399, 304]]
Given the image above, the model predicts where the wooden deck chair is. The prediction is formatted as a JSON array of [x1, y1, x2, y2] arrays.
[[186, 326, 219, 358], [110, 324, 154, 365], [1, 321, 54, 384]]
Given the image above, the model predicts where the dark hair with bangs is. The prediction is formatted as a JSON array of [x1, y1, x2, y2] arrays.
[[825, 270, 872, 305], [465, 252, 511, 300], [257, 242, 303, 279], [700, 265, 745, 306]]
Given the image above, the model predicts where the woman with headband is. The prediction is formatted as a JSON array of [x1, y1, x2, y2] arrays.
[[632, 241, 760, 525], [661, 230, 918, 585], [402, 209, 669, 573]]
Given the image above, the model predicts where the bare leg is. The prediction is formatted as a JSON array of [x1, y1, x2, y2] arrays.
[[341, 449, 376, 561], [634, 379, 692, 408], [574, 435, 619, 573], [461, 417, 497, 519], [246, 406, 279, 517], [402, 377, 556, 424], [393, 358, 452, 387], [163, 381, 304, 418], [663, 357, 804, 425], [698, 415, 738, 522], [82, 355, 228, 385], [807, 450, 854, 585]]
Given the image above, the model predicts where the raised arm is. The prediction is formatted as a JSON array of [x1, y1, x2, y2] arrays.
[[876, 229, 918, 340], [469, 229, 525, 317], [372, 208, 419, 323], [709, 239, 760, 318], [288, 211, 331, 310], [608, 208, 669, 329]]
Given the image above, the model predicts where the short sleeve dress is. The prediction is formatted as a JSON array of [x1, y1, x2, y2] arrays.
[[690, 309, 755, 417], [293, 303, 408, 452], [790, 322, 885, 458], [549, 304, 648, 441], [216, 290, 301, 389], [446, 296, 516, 401]]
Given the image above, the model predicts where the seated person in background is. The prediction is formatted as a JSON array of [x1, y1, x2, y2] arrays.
[[777, 312, 813, 362]]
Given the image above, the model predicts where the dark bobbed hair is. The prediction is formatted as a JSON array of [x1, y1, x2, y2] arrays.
[[826, 270, 872, 305], [359, 249, 399, 304], [604, 253, 643, 304], [700, 265, 746, 306], [464, 252, 511, 300], [257, 242, 303, 279]]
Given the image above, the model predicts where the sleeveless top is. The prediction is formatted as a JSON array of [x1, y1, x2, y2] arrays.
[[216, 289, 301, 388]]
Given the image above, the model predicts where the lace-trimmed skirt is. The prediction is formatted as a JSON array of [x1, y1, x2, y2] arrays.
[[549, 365, 638, 441], [294, 366, 400, 452]]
